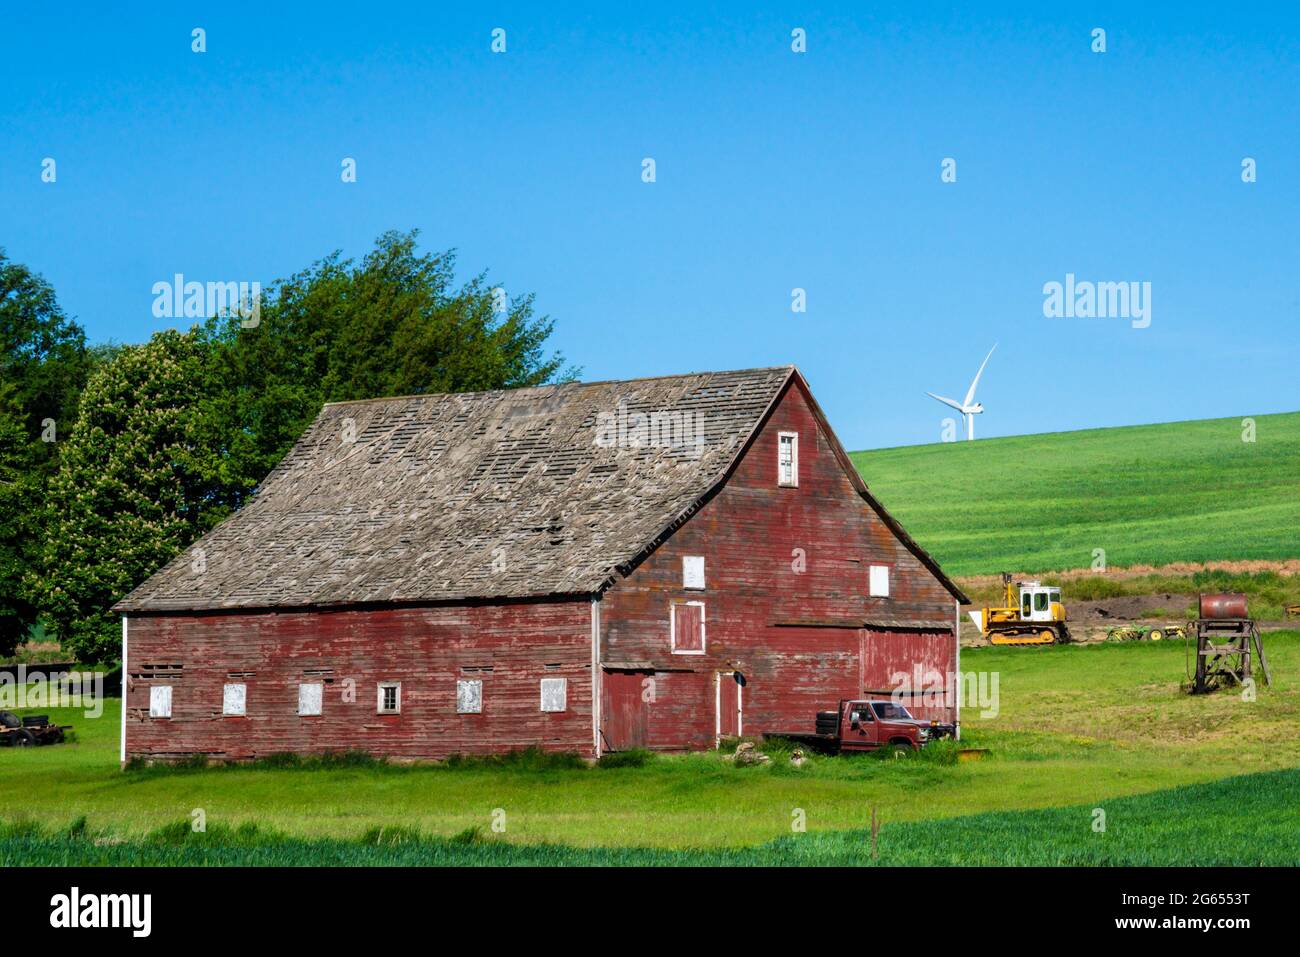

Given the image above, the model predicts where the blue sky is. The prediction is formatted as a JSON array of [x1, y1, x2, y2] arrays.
[[3, 3, 1298, 449]]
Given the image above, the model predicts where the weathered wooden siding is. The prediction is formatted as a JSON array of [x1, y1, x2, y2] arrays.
[[599, 378, 957, 749], [861, 628, 954, 724], [125, 600, 594, 762]]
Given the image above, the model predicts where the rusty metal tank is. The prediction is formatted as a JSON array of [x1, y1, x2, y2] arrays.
[[1199, 593, 1249, 620]]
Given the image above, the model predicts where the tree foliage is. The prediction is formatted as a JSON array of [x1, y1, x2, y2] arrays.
[[0, 248, 90, 454], [0, 384, 39, 656], [37, 330, 227, 663], [0, 250, 90, 653]]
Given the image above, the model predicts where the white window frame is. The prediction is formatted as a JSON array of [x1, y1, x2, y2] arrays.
[[540, 677, 567, 713], [298, 682, 323, 716], [376, 681, 401, 715], [149, 685, 172, 719], [457, 679, 483, 714], [778, 431, 799, 487], [869, 564, 891, 598], [222, 682, 246, 716], [682, 555, 705, 590], [670, 600, 707, 655]]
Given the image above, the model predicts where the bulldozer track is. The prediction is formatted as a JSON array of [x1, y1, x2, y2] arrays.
[[988, 623, 1068, 646]]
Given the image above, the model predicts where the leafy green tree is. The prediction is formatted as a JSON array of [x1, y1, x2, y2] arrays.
[[37, 329, 226, 663], [0, 384, 39, 656], [0, 251, 90, 654], [0, 249, 90, 455]]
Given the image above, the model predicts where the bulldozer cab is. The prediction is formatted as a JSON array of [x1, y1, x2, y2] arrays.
[[1019, 583, 1060, 623]]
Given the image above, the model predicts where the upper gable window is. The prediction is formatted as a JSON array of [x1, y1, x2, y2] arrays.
[[869, 564, 890, 598], [778, 432, 798, 487], [377, 681, 401, 715], [683, 556, 705, 590]]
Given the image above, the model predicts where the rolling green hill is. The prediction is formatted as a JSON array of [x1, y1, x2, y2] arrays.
[[850, 411, 1300, 577]]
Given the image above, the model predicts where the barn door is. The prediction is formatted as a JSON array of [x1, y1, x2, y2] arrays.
[[861, 627, 957, 725], [715, 671, 742, 743], [601, 669, 650, 751]]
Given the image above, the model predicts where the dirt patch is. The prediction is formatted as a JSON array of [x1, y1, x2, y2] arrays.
[[1076, 593, 1195, 621], [958, 560, 1300, 594]]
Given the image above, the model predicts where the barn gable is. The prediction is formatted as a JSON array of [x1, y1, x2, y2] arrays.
[[614, 372, 968, 606], [596, 373, 967, 751]]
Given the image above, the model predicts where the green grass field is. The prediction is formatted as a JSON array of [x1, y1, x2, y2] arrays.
[[5, 632, 1300, 864], [5, 768, 1297, 865], [851, 411, 1300, 576]]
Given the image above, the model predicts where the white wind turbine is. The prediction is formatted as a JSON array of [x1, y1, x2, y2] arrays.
[[926, 344, 996, 441]]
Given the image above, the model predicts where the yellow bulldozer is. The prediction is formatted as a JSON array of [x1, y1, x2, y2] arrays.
[[968, 574, 1070, 646]]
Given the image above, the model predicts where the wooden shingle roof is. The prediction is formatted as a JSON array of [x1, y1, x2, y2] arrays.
[[116, 367, 796, 612]]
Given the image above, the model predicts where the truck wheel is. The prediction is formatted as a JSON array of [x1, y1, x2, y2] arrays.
[[14, 730, 35, 748], [888, 741, 913, 758]]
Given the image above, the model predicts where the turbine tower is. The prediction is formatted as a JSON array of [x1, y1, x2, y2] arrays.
[[926, 344, 996, 441]]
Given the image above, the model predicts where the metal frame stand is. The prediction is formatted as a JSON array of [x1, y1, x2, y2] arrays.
[[1191, 618, 1271, 694]]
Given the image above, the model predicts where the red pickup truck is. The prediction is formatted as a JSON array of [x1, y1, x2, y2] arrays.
[[766, 699, 954, 755]]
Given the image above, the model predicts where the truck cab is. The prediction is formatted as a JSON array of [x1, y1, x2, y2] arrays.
[[840, 699, 936, 752]]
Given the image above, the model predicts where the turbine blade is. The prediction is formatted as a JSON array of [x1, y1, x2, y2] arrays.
[[963, 343, 997, 408], [926, 391, 964, 412]]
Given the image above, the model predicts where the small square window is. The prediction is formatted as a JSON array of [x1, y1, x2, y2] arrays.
[[682, 555, 705, 590], [149, 685, 172, 718], [869, 564, 890, 598], [298, 682, 323, 716], [540, 677, 567, 713], [377, 682, 401, 714], [222, 683, 246, 716], [457, 679, 483, 714], [778, 432, 798, 487]]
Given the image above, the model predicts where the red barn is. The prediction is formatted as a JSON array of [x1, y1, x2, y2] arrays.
[[116, 367, 968, 763]]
